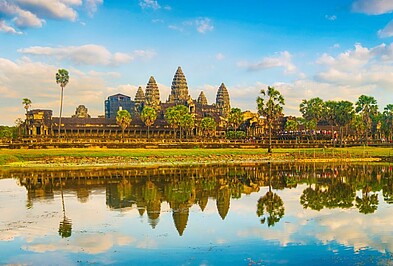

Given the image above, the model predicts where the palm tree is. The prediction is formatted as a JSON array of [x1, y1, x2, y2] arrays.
[[201, 117, 217, 139], [116, 109, 132, 139], [228, 108, 244, 134], [15, 118, 23, 137], [355, 95, 378, 144], [383, 104, 393, 142], [22, 98, 31, 136], [179, 113, 194, 139], [257, 86, 285, 153], [165, 105, 188, 139], [22, 98, 32, 114], [299, 97, 324, 126], [55, 69, 69, 138], [256, 164, 285, 227], [58, 181, 72, 238], [140, 106, 157, 139]]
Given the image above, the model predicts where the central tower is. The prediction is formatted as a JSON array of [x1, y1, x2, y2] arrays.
[[167, 66, 190, 104]]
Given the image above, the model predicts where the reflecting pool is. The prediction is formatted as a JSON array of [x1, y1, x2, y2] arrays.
[[1, 163, 393, 265]]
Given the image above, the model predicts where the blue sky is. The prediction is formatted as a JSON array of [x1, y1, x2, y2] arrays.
[[1, 0, 393, 125]]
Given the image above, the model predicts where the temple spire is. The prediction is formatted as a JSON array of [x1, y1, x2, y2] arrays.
[[145, 76, 160, 111], [168, 66, 190, 104], [197, 91, 208, 105], [134, 86, 145, 113], [216, 83, 231, 118]]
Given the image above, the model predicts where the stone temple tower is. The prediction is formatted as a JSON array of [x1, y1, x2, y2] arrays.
[[145, 76, 160, 111], [168, 66, 190, 104], [134, 86, 145, 113], [197, 91, 208, 105], [216, 83, 231, 118]]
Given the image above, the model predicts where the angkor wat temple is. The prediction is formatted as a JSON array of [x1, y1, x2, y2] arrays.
[[26, 67, 246, 138]]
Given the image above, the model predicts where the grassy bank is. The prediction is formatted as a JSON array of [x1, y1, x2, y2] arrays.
[[0, 146, 392, 168]]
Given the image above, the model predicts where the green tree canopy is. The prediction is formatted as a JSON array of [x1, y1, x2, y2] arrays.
[[141, 106, 157, 139], [22, 98, 32, 114], [228, 108, 244, 132], [257, 86, 285, 153], [299, 97, 324, 124], [201, 117, 217, 137], [116, 109, 132, 138], [355, 95, 378, 142], [55, 69, 69, 137]]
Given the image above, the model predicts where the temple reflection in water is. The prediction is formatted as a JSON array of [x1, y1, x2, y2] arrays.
[[3, 163, 393, 235]]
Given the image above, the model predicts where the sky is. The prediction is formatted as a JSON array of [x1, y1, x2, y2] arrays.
[[1, 0, 393, 125]]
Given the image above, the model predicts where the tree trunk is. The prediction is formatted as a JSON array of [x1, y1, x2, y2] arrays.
[[58, 86, 64, 139], [268, 121, 272, 153], [147, 125, 150, 140]]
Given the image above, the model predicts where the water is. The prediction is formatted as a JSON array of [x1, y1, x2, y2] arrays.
[[1, 164, 393, 265]]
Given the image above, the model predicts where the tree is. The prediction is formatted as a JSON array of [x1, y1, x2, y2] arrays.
[[140, 106, 157, 139], [22, 98, 31, 136], [228, 108, 244, 133], [257, 86, 285, 153], [355, 95, 378, 143], [299, 97, 324, 126], [22, 98, 32, 114], [165, 105, 188, 139], [284, 119, 299, 132], [15, 118, 23, 137], [351, 114, 366, 141], [355, 186, 379, 214], [116, 109, 132, 139], [179, 113, 194, 139], [382, 104, 393, 141], [325, 101, 354, 147], [55, 69, 69, 138], [256, 164, 285, 226], [201, 117, 217, 138]]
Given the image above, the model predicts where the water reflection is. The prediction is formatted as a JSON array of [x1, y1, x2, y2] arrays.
[[3, 163, 393, 234], [1, 163, 393, 264]]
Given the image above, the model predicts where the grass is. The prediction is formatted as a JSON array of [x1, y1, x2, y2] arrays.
[[0, 146, 392, 167]]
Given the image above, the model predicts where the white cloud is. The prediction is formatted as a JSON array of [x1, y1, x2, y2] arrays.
[[238, 51, 296, 74], [0, 19, 22, 34], [169, 17, 214, 34], [378, 20, 393, 38], [325, 15, 337, 21], [15, 0, 81, 21], [139, 0, 160, 10], [85, 0, 102, 17], [0, 0, 103, 33], [18, 44, 156, 66], [352, 0, 393, 15], [195, 17, 213, 33]]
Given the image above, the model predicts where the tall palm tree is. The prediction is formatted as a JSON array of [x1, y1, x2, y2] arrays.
[[228, 108, 244, 134], [256, 164, 285, 227], [257, 86, 285, 153], [116, 110, 132, 139], [55, 69, 69, 138], [22, 98, 32, 114], [355, 95, 378, 144], [201, 117, 217, 139], [180, 113, 194, 139], [140, 106, 157, 139], [21, 98, 31, 136]]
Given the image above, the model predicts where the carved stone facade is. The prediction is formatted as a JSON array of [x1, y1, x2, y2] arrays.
[[26, 66, 234, 138], [197, 91, 208, 105], [167, 67, 191, 105], [145, 76, 160, 111], [72, 105, 90, 118], [216, 83, 231, 118], [134, 86, 145, 113]]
